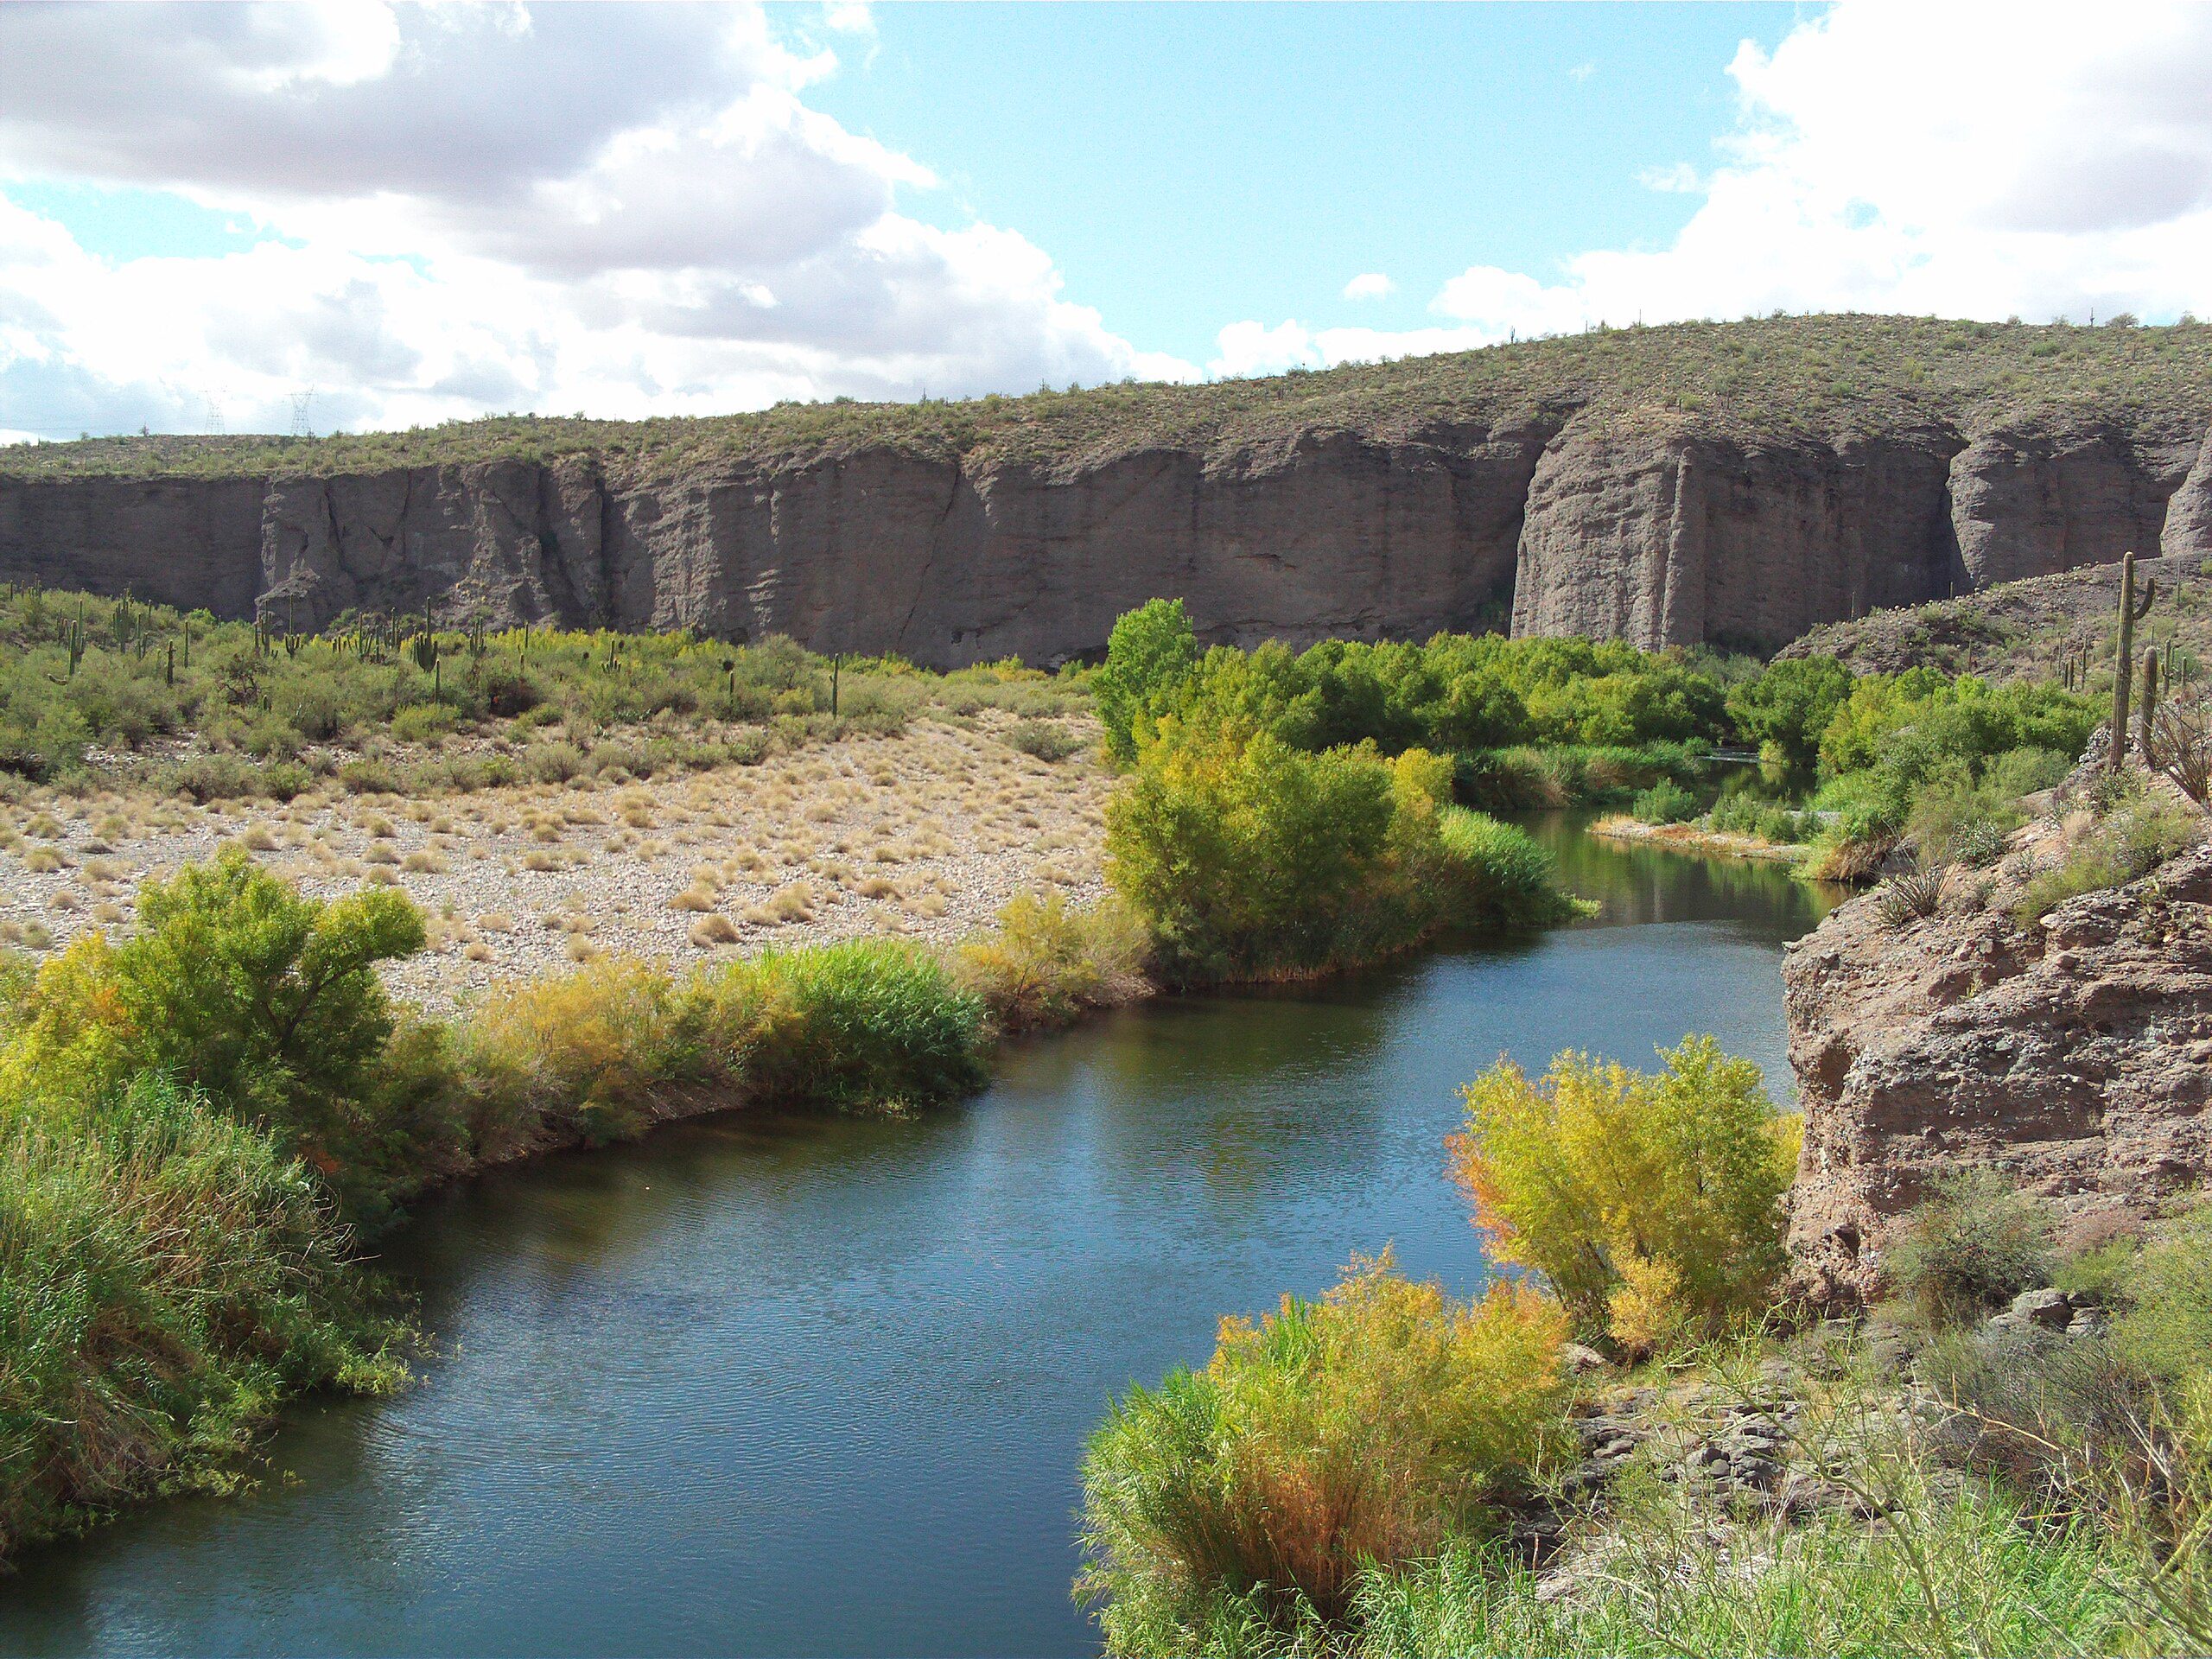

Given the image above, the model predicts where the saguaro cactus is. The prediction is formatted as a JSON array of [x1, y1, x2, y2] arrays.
[[2110, 552, 2158, 771], [2141, 647, 2161, 755]]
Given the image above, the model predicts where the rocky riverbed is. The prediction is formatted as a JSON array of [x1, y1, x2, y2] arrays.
[[0, 711, 1110, 1007]]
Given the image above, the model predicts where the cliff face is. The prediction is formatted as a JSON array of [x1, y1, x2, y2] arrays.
[[1785, 793, 2212, 1305], [7, 317, 2212, 665]]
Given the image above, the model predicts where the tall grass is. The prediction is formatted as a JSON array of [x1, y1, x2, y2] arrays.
[[0, 1072, 404, 1556]]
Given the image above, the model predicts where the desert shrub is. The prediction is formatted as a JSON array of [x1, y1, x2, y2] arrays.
[[1095, 598, 1200, 764], [2015, 789, 2202, 925], [701, 940, 988, 1114], [1448, 1036, 1794, 1350], [390, 702, 456, 744], [336, 756, 398, 795], [157, 751, 267, 803], [0, 1071, 403, 1555], [2113, 1200, 2212, 1392], [954, 893, 1149, 1033], [1630, 779, 1698, 824], [1875, 864, 1952, 928], [1887, 1171, 2056, 1326], [1005, 716, 1086, 761], [836, 676, 919, 737], [524, 740, 588, 784], [1079, 1255, 1567, 1640]]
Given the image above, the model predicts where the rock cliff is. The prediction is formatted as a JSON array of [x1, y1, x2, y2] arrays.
[[7, 317, 2211, 666], [1785, 782, 2212, 1304]]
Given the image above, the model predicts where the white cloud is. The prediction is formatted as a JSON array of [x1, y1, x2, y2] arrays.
[[1217, 3, 2212, 368], [0, 2, 1196, 437], [1342, 271, 1395, 302], [1637, 162, 1700, 195]]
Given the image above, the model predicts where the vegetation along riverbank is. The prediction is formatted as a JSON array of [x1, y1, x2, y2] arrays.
[[0, 590, 1586, 1555], [3, 578, 2195, 1586]]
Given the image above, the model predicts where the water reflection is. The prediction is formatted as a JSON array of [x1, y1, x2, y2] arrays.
[[1, 825, 1831, 1659]]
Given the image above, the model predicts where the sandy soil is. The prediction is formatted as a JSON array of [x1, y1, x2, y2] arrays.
[[0, 713, 1111, 1009]]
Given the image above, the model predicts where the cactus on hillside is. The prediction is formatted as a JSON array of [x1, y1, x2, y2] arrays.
[[2110, 551, 2158, 772]]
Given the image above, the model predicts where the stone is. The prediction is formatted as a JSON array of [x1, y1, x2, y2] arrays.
[[1559, 1341, 1610, 1376], [1787, 811, 2212, 1306]]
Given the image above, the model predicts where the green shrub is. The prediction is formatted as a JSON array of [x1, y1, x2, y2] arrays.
[[1630, 779, 1699, 824], [1433, 807, 1580, 928], [1887, 1171, 2056, 1325], [1079, 1255, 1568, 1640], [955, 893, 1148, 1033], [390, 702, 457, 744], [702, 940, 988, 1114], [1448, 1036, 1796, 1350]]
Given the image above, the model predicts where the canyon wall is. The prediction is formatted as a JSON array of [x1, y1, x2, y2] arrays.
[[5, 410, 2209, 665]]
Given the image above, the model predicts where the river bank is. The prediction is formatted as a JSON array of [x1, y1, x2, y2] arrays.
[[0, 815, 1827, 1654], [1586, 812, 1810, 865]]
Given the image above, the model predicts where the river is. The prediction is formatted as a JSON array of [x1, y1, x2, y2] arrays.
[[2, 817, 1834, 1657]]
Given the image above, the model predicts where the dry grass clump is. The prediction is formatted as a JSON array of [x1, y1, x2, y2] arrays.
[[688, 914, 740, 947]]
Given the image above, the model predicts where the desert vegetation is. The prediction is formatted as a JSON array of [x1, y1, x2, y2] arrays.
[[1078, 1034, 2212, 1657], [10, 315, 2210, 486]]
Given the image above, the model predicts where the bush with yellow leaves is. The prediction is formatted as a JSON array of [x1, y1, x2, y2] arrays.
[[1078, 1251, 1569, 1641], [1448, 1035, 1797, 1352]]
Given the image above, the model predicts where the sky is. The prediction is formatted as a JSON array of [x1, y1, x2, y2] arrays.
[[2, 1, 2210, 441]]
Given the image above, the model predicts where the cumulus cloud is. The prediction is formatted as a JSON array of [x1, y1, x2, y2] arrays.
[[1341, 272, 1395, 302], [0, 1, 1194, 437], [1217, 2, 2212, 369]]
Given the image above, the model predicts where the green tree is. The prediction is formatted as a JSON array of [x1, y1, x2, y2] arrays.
[[1728, 655, 1853, 766], [1094, 598, 1198, 763], [111, 846, 426, 1137]]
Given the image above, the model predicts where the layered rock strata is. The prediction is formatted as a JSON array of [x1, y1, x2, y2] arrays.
[[7, 415, 2211, 668]]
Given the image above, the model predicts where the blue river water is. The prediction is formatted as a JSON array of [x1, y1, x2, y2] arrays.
[[1, 816, 1832, 1657]]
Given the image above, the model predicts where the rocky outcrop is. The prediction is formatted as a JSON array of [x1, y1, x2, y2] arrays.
[[2164, 423, 2212, 561], [0, 475, 267, 617], [1946, 430, 2196, 588], [255, 457, 609, 630], [4, 372, 2209, 666], [1510, 426, 1963, 648], [1786, 807, 2212, 1305]]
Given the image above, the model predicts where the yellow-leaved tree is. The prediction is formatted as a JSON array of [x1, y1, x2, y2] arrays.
[[1447, 1035, 1799, 1353]]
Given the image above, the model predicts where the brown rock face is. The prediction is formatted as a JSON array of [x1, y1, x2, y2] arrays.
[[1510, 427, 1962, 648], [1785, 834, 2212, 1305], [0, 475, 267, 617], [4, 410, 2209, 666], [1946, 431, 2195, 588]]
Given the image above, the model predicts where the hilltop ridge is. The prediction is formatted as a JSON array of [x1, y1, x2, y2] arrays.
[[5, 315, 2212, 666]]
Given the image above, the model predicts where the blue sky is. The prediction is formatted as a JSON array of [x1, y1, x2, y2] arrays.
[[799, 4, 1803, 368], [0, 2, 2208, 438]]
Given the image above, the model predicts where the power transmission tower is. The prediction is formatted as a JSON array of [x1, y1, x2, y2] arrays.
[[203, 390, 227, 436], [289, 388, 317, 439]]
